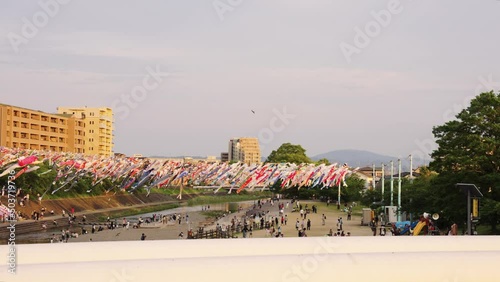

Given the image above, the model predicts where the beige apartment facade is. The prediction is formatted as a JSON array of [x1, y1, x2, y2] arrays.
[[57, 107, 114, 156], [0, 104, 86, 153], [228, 137, 261, 164]]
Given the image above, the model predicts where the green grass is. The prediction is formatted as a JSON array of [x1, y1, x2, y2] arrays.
[[303, 200, 366, 216], [146, 187, 201, 196], [96, 203, 180, 221], [200, 210, 227, 218], [350, 203, 367, 217], [186, 192, 272, 206], [475, 224, 500, 235]]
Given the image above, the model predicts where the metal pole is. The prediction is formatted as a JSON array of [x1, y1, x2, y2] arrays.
[[372, 164, 376, 190], [337, 182, 341, 210], [467, 190, 471, 236], [390, 160, 394, 207], [409, 154, 413, 184], [397, 159, 402, 222], [381, 163, 385, 200]]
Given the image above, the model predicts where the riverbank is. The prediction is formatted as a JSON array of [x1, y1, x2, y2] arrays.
[[1, 192, 272, 244], [60, 199, 375, 243]]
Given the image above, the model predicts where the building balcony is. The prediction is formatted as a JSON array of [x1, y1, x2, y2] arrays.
[[99, 116, 113, 122]]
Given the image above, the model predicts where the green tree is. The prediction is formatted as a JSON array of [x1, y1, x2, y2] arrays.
[[430, 91, 500, 233], [342, 174, 365, 203], [316, 158, 331, 165], [266, 143, 312, 164]]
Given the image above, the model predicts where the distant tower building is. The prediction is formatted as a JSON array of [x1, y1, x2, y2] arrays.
[[57, 107, 114, 156], [220, 152, 229, 162], [228, 137, 261, 164]]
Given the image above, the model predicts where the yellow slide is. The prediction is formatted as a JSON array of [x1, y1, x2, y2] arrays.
[[412, 221, 426, 236]]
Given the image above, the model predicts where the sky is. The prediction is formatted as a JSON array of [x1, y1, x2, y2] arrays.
[[1, 0, 499, 159]]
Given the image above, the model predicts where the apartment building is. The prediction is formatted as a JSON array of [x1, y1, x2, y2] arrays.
[[0, 104, 86, 153], [57, 107, 114, 156], [228, 137, 261, 164]]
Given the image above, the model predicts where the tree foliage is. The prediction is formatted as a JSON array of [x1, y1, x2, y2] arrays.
[[431, 91, 499, 175], [430, 91, 500, 232], [316, 158, 331, 165], [266, 143, 312, 164]]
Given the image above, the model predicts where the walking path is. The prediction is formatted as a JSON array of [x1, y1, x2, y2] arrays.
[[62, 199, 378, 243]]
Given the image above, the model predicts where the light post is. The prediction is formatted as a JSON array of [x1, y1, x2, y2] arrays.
[[390, 160, 394, 207], [397, 159, 402, 222], [372, 164, 376, 190], [456, 183, 483, 236], [381, 163, 385, 201], [409, 154, 414, 184]]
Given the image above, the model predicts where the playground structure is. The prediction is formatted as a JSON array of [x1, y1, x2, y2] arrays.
[[390, 212, 440, 236]]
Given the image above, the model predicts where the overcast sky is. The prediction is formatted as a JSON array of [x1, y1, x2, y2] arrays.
[[1, 0, 499, 159]]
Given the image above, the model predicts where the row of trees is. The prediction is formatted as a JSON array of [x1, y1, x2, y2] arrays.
[[265, 91, 499, 234], [1, 163, 116, 199]]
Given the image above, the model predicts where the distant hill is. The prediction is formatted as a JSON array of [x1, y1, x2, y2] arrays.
[[149, 155, 212, 159], [311, 149, 428, 169]]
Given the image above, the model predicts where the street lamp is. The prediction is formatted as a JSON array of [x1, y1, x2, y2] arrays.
[[456, 183, 483, 236]]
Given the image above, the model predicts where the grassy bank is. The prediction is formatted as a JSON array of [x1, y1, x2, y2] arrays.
[[200, 210, 227, 218], [187, 192, 272, 206], [98, 203, 181, 221], [148, 187, 201, 196]]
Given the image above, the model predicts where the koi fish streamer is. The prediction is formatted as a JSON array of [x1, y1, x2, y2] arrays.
[[0, 147, 357, 196]]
